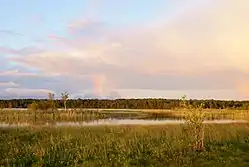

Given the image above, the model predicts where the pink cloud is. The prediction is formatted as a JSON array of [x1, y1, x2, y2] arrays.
[[9, 0, 249, 99]]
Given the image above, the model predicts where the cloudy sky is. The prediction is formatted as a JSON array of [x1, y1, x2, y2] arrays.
[[0, 0, 249, 100]]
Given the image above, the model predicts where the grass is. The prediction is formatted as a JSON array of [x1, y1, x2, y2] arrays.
[[1, 108, 249, 166], [1, 124, 249, 166], [142, 109, 249, 120], [0, 109, 249, 125], [0, 109, 144, 125]]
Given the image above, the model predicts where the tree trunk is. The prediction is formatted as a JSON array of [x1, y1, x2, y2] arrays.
[[196, 126, 205, 152], [64, 101, 67, 112]]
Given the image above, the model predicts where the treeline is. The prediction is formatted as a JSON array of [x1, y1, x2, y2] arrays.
[[0, 98, 249, 110]]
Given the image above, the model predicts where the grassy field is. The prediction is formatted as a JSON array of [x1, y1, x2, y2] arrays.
[[0, 109, 144, 124], [1, 124, 249, 166], [1, 109, 249, 166], [0, 109, 249, 125]]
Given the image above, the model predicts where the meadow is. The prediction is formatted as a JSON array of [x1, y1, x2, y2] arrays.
[[1, 124, 249, 166], [1, 108, 249, 166]]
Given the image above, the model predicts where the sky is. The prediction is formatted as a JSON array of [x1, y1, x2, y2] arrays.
[[0, 0, 249, 100]]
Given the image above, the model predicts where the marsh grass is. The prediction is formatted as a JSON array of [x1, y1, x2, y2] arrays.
[[144, 109, 249, 120], [1, 124, 249, 166], [0, 109, 145, 125], [1, 104, 249, 166], [0, 108, 249, 125]]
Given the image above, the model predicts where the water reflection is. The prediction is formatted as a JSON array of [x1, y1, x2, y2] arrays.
[[0, 119, 248, 128]]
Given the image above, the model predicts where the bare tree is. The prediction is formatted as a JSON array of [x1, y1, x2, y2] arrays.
[[48, 93, 55, 111], [61, 92, 69, 112]]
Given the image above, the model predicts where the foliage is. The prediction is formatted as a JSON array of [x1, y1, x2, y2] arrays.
[[61, 92, 69, 111], [48, 93, 56, 111], [181, 95, 206, 152], [28, 101, 39, 111], [0, 97, 249, 110], [2, 108, 249, 125]]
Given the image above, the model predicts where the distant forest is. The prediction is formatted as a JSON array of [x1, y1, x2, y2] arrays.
[[0, 98, 249, 110]]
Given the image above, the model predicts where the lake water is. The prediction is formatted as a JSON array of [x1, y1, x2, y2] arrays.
[[0, 119, 248, 128]]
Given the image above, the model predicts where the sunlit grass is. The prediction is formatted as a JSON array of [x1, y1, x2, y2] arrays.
[[0, 109, 143, 124], [0, 109, 249, 125], [1, 124, 249, 166], [1, 95, 249, 166], [1, 107, 249, 166], [141, 109, 249, 120]]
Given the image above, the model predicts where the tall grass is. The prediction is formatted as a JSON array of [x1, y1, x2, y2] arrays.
[[0, 108, 249, 125], [1, 104, 249, 166], [1, 124, 249, 166], [0, 109, 140, 124], [1, 94, 249, 166]]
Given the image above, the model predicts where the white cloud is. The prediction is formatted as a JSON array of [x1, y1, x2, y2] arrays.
[[0, 69, 60, 77], [0, 82, 19, 87], [0, 70, 37, 77], [67, 19, 105, 35], [0, 46, 44, 55], [117, 89, 241, 100], [4, 88, 55, 97]]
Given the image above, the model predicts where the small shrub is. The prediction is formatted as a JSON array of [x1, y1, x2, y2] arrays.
[[28, 101, 39, 112], [180, 95, 206, 152]]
